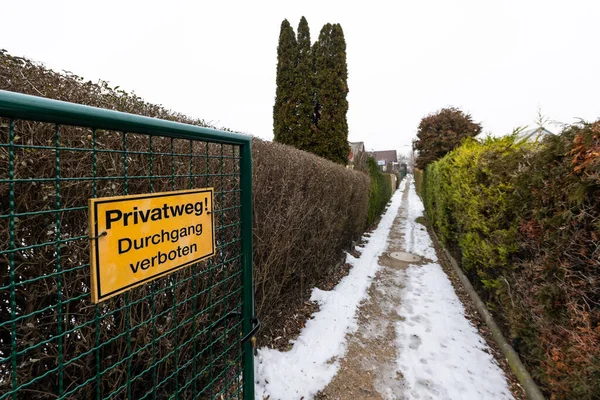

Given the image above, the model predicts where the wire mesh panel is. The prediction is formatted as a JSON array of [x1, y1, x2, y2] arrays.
[[0, 91, 255, 399]]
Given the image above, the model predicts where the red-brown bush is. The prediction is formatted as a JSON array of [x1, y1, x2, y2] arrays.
[[510, 122, 600, 399]]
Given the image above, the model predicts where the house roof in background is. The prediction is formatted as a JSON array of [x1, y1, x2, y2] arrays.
[[349, 142, 365, 153], [369, 150, 398, 164], [348, 142, 365, 162], [515, 127, 554, 143]]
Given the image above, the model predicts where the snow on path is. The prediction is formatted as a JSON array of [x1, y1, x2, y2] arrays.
[[394, 178, 514, 400], [255, 179, 407, 400]]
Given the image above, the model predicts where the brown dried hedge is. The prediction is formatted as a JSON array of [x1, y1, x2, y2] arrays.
[[252, 139, 369, 320], [0, 50, 370, 398]]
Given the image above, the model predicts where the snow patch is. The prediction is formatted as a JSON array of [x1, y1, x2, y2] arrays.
[[404, 180, 437, 262], [254, 182, 406, 400], [394, 180, 513, 400]]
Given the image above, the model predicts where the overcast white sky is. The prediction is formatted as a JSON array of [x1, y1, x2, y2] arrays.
[[2, 0, 599, 156]]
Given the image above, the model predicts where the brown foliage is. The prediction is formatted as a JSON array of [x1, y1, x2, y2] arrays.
[[252, 139, 369, 327], [0, 49, 212, 127], [0, 121, 243, 398], [414, 107, 481, 169], [509, 123, 600, 399], [0, 50, 370, 398], [571, 121, 600, 178]]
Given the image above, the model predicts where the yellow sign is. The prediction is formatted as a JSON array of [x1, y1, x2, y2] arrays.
[[89, 188, 215, 303]]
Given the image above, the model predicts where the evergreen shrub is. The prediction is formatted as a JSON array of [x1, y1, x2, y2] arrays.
[[366, 157, 392, 226], [423, 129, 600, 399], [413, 168, 424, 196]]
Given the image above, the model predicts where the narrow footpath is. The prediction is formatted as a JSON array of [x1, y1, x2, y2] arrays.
[[255, 176, 514, 400]]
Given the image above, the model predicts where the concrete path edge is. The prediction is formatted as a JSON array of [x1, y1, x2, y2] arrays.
[[429, 228, 546, 400]]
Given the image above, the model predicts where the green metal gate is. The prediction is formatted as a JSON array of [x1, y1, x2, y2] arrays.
[[0, 90, 257, 399]]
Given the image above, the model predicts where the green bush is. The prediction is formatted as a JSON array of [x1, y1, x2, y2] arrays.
[[366, 157, 392, 226], [385, 173, 397, 196], [423, 128, 600, 399], [414, 168, 424, 196], [424, 136, 530, 297]]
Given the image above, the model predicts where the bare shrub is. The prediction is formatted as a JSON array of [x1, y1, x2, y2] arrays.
[[252, 139, 369, 328], [0, 50, 370, 398]]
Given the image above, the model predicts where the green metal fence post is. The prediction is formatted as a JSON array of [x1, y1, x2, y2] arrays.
[[240, 141, 255, 400], [0, 90, 254, 399]]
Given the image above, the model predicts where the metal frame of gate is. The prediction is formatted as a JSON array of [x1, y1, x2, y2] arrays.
[[0, 90, 256, 399]]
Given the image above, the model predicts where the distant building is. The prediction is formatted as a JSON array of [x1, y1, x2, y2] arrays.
[[515, 127, 554, 143], [369, 150, 398, 172], [348, 141, 365, 169]]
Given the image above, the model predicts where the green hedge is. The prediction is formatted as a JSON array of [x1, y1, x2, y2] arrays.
[[366, 157, 392, 226], [423, 136, 531, 294], [423, 128, 600, 399], [385, 173, 397, 196], [414, 168, 424, 196]]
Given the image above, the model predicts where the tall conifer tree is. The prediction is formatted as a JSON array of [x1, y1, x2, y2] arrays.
[[273, 18, 349, 164], [295, 16, 313, 149], [273, 20, 298, 145], [330, 24, 349, 164], [312, 23, 349, 164]]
